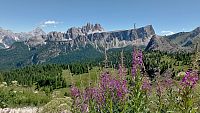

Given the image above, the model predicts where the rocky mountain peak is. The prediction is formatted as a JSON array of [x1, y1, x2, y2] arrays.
[[65, 23, 104, 40], [94, 23, 104, 31], [81, 23, 104, 34], [194, 26, 200, 32], [191, 26, 200, 36], [86, 23, 104, 32], [29, 27, 46, 36], [145, 35, 160, 50], [143, 25, 155, 34], [145, 34, 177, 52]]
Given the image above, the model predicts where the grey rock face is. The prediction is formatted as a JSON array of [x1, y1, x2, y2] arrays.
[[22, 24, 154, 53], [87, 25, 155, 49], [0, 23, 155, 51], [43, 24, 155, 50], [145, 35, 173, 51], [64, 23, 104, 40], [47, 32, 65, 41], [26, 35, 46, 47]]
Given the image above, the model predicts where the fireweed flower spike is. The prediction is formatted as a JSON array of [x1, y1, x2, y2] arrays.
[[99, 72, 128, 101], [100, 72, 112, 91], [118, 64, 123, 80], [71, 86, 80, 98], [132, 49, 144, 78], [178, 70, 199, 112], [164, 77, 173, 89], [142, 77, 151, 93], [138, 49, 143, 66], [132, 49, 137, 77], [181, 70, 199, 88], [118, 64, 127, 80], [156, 81, 163, 97]]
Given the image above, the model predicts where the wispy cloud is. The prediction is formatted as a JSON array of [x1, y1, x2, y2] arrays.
[[44, 20, 59, 25], [161, 31, 175, 36], [39, 20, 62, 28]]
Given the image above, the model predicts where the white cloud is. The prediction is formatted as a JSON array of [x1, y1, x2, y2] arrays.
[[44, 20, 59, 25], [161, 31, 175, 36], [39, 20, 62, 28]]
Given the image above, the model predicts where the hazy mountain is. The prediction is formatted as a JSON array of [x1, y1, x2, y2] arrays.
[[0, 27, 19, 48], [0, 27, 46, 48], [166, 27, 200, 47]]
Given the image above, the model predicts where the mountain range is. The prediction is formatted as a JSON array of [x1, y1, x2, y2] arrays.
[[0, 23, 200, 69], [0, 23, 154, 49]]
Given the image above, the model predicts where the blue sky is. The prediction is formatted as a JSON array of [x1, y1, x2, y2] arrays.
[[0, 0, 200, 35]]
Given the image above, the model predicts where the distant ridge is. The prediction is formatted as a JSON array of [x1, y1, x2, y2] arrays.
[[145, 26, 200, 52]]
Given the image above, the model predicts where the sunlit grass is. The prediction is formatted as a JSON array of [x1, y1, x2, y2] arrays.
[[62, 67, 118, 88]]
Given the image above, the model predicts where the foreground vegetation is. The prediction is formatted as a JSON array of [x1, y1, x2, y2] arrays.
[[0, 49, 199, 112]]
